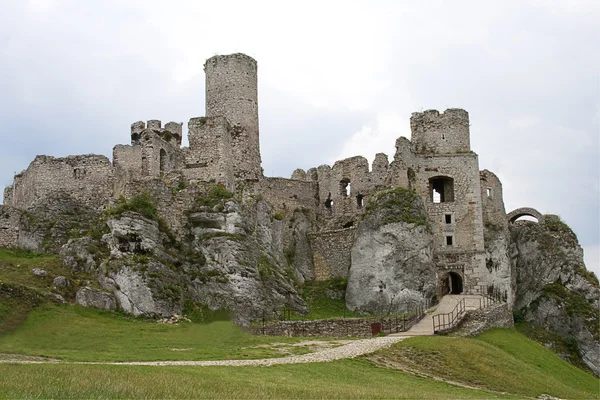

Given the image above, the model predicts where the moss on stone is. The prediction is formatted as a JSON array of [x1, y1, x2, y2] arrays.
[[539, 283, 599, 341], [257, 255, 276, 281], [363, 187, 428, 227]]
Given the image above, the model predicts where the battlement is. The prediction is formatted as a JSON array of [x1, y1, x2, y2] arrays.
[[410, 108, 470, 155], [204, 53, 257, 70], [130, 120, 182, 146]]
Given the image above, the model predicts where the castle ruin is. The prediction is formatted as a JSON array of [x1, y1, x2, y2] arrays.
[[0, 53, 543, 305]]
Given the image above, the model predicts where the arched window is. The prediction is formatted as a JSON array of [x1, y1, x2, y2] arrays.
[[429, 176, 454, 203]]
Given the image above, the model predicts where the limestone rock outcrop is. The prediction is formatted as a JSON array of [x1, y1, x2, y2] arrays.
[[346, 188, 436, 314], [58, 190, 308, 325], [75, 287, 116, 311], [512, 215, 600, 376]]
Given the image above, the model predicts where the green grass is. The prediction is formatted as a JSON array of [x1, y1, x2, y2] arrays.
[[0, 303, 314, 362], [515, 321, 590, 371], [0, 359, 520, 399], [372, 328, 599, 399], [0, 287, 44, 333], [0, 249, 69, 293], [291, 279, 360, 320]]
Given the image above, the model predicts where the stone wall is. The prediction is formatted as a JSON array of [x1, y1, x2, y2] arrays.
[[251, 315, 421, 337], [410, 152, 486, 293], [184, 116, 234, 188], [7, 154, 114, 211], [480, 170, 508, 231], [259, 178, 318, 215], [479, 169, 514, 305], [451, 303, 514, 336], [0, 205, 20, 248], [205, 53, 262, 181], [309, 227, 355, 280]]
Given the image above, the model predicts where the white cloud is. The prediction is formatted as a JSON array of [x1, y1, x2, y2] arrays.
[[0, 0, 598, 257], [334, 114, 409, 166]]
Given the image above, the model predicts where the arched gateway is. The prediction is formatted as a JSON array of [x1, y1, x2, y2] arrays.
[[440, 271, 463, 295]]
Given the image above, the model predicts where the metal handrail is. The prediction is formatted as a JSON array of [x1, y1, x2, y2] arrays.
[[432, 297, 466, 333]]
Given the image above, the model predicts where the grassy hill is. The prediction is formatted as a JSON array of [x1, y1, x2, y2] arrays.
[[0, 248, 598, 399]]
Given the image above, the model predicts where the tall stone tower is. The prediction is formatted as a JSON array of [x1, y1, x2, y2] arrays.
[[409, 109, 487, 296], [204, 53, 262, 181]]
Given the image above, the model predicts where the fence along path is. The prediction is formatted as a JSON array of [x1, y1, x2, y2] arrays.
[[391, 295, 482, 336]]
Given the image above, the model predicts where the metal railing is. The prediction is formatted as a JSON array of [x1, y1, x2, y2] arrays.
[[432, 285, 508, 334], [432, 297, 466, 333], [478, 285, 507, 308]]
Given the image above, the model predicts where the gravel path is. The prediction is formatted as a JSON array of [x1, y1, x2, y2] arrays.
[[0, 336, 408, 367]]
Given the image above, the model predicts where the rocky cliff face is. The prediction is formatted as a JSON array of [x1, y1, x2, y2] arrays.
[[346, 188, 436, 314], [511, 215, 600, 376], [59, 187, 309, 326]]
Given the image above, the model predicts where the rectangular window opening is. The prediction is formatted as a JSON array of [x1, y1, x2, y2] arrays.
[[446, 235, 454, 246], [445, 214, 452, 224], [486, 187, 493, 198]]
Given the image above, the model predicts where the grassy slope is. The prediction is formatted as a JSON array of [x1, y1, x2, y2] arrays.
[[0, 303, 313, 361], [372, 328, 599, 399], [0, 359, 520, 399], [0, 249, 70, 292], [291, 279, 360, 320]]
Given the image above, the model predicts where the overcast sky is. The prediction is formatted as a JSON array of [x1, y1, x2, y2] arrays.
[[1, 0, 598, 274]]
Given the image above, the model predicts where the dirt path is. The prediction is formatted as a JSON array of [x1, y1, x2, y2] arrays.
[[0, 336, 406, 367]]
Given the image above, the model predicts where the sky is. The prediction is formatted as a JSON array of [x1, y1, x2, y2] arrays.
[[0, 0, 598, 274]]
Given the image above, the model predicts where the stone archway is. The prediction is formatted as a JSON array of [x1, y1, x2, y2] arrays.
[[507, 207, 544, 224], [440, 271, 463, 296]]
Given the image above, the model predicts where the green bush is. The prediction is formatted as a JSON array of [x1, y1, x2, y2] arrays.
[[107, 194, 158, 221]]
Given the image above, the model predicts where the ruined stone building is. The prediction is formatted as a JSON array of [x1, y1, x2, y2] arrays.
[[1, 52, 543, 307]]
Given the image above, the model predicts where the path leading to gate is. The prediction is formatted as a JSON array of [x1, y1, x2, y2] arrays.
[[392, 294, 483, 336], [0, 295, 487, 367], [0, 336, 407, 367]]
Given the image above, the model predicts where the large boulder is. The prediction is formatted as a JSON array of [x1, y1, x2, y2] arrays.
[[104, 212, 164, 257], [346, 188, 436, 314], [75, 287, 116, 311], [512, 215, 600, 376]]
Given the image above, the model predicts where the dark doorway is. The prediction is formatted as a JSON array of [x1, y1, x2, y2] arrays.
[[441, 271, 463, 295]]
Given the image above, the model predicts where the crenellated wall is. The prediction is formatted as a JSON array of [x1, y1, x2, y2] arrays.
[[411, 109, 470, 155]]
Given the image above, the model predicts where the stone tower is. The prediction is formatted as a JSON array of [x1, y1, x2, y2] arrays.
[[205, 53, 262, 181], [410, 108, 470, 154], [409, 109, 487, 296]]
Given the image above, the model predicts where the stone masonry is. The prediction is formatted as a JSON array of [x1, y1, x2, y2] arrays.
[[2, 52, 532, 302]]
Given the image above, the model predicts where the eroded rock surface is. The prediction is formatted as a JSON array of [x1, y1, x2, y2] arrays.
[[346, 188, 435, 314], [512, 215, 600, 376], [75, 287, 116, 311]]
